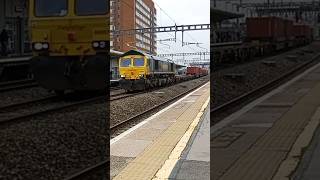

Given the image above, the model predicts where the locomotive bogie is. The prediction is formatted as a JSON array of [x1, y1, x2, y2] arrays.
[[30, 55, 107, 91]]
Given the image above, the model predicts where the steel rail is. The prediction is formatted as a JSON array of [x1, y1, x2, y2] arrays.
[[0, 79, 37, 92], [63, 160, 108, 180], [0, 95, 58, 112], [0, 96, 106, 125]]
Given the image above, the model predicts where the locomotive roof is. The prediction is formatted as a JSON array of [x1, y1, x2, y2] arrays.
[[110, 49, 124, 55], [121, 50, 172, 63]]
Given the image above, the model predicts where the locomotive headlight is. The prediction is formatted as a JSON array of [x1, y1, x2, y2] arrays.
[[92, 42, 100, 48], [33, 42, 49, 51], [92, 41, 107, 49], [99, 41, 106, 48], [120, 75, 125, 78], [33, 43, 43, 50], [42, 43, 49, 49]]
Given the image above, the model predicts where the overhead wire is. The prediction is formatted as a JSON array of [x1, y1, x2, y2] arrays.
[[116, 0, 204, 65], [153, 0, 207, 52]]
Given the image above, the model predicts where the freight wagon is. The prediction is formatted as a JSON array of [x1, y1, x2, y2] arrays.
[[186, 67, 208, 77], [213, 16, 313, 67]]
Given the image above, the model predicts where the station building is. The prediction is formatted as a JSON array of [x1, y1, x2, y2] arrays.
[[0, 0, 30, 56], [110, 0, 157, 55]]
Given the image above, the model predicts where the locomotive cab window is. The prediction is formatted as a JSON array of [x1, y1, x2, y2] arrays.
[[120, 59, 131, 67], [133, 58, 145, 67], [155, 60, 159, 70], [35, 0, 68, 17], [76, 0, 108, 15]]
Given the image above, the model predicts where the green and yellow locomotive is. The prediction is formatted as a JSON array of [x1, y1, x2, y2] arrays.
[[119, 50, 177, 91]]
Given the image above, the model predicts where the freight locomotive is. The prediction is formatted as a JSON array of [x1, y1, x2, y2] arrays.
[[118, 50, 208, 91], [29, 0, 108, 94], [119, 50, 176, 91]]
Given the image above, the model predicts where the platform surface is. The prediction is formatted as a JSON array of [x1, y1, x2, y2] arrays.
[[0, 56, 31, 64], [211, 61, 320, 180], [293, 120, 320, 180], [172, 105, 210, 180], [110, 82, 210, 180]]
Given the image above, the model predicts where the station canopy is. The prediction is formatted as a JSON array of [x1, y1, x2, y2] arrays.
[[211, 7, 244, 23]]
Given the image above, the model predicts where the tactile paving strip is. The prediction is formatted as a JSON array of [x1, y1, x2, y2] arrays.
[[113, 84, 210, 180]]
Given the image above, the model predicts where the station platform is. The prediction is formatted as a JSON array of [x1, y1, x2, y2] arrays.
[[0, 56, 31, 64], [110, 83, 210, 180], [211, 61, 320, 180]]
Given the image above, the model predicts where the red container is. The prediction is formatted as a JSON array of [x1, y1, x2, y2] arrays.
[[293, 24, 312, 39], [284, 19, 294, 40], [305, 26, 313, 40], [200, 68, 208, 76], [246, 16, 285, 41], [293, 24, 305, 37], [187, 67, 201, 76]]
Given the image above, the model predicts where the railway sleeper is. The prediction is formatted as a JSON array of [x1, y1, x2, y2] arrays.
[[224, 73, 246, 81]]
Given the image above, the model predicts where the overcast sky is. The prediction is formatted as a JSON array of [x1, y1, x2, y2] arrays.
[[154, 0, 210, 65]]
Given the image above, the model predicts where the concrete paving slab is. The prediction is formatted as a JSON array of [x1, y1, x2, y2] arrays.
[[211, 60, 320, 180], [111, 139, 151, 157], [211, 127, 269, 179], [127, 128, 164, 141], [233, 106, 290, 125], [141, 120, 176, 130], [301, 73, 320, 81], [288, 80, 318, 89], [186, 107, 210, 162], [220, 149, 287, 180], [292, 119, 320, 180], [231, 123, 273, 128], [261, 93, 302, 106], [175, 160, 210, 180], [234, 111, 285, 124], [110, 156, 134, 179]]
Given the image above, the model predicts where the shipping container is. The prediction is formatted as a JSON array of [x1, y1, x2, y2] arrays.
[[293, 24, 312, 40], [246, 16, 285, 41], [187, 67, 201, 76], [284, 19, 294, 40], [200, 68, 208, 76], [293, 24, 305, 37]]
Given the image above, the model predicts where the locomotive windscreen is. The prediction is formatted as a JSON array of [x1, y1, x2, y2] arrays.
[[35, 0, 67, 17], [76, 0, 108, 15], [133, 58, 145, 67], [120, 59, 131, 67]]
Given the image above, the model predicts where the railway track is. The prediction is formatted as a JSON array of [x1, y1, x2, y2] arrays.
[[110, 76, 208, 102], [211, 52, 320, 125], [110, 80, 209, 137], [110, 91, 146, 101], [0, 95, 105, 125], [0, 79, 37, 92], [110, 86, 121, 91], [0, 95, 58, 112], [63, 160, 108, 180], [213, 45, 315, 72]]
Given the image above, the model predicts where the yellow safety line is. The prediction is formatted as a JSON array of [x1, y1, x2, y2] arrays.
[[152, 97, 210, 180], [272, 107, 320, 180]]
